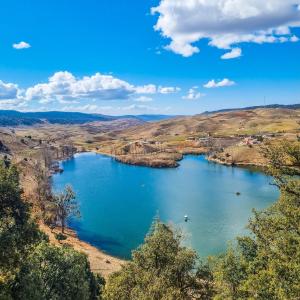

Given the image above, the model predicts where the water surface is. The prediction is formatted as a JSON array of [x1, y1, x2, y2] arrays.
[[53, 153, 278, 259]]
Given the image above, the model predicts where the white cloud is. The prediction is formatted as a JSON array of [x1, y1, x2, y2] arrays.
[[0, 71, 182, 112], [0, 80, 20, 100], [291, 35, 300, 42], [0, 80, 29, 109], [135, 84, 180, 94], [204, 78, 236, 88], [13, 41, 31, 50], [152, 0, 300, 58], [221, 48, 242, 60], [182, 87, 205, 100], [158, 86, 181, 94], [25, 71, 136, 102], [135, 96, 153, 102], [135, 84, 157, 94]]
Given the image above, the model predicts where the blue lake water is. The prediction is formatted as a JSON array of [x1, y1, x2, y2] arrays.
[[52, 153, 279, 259]]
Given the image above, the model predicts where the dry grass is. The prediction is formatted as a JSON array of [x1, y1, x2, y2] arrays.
[[41, 224, 125, 278]]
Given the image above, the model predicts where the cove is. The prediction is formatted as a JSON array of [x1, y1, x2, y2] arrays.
[[52, 153, 279, 259]]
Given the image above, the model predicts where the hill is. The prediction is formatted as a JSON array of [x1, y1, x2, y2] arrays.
[[87, 107, 300, 167], [0, 110, 178, 126], [118, 114, 181, 122], [0, 110, 115, 126], [4, 106, 300, 168], [202, 103, 300, 115]]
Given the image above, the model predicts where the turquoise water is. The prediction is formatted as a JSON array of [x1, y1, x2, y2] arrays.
[[52, 153, 278, 259]]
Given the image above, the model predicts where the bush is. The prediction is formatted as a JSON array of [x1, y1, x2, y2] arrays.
[[13, 242, 103, 300], [103, 220, 213, 300], [55, 232, 68, 241]]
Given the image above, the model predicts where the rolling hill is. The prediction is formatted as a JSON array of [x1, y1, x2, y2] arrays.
[[0, 110, 179, 126]]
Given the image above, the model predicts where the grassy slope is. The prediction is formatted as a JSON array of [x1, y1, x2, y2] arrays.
[[3, 107, 300, 168]]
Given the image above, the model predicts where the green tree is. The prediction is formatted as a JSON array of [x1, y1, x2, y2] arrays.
[[212, 140, 300, 299], [53, 185, 80, 233], [0, 162, 103, 300], [103, 220, 214, 300], [13, 242, 103, 300], [0, 162, 43, 298]]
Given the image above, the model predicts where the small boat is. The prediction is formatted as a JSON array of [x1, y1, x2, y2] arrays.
[[184, 215, 189, 222]]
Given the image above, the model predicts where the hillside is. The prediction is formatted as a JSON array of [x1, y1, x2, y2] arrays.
[[108, 108, 299, 141], [3, 106, 300, 168], [0, 110, 122, 126], [202, 103, 300, 115], [87, 107, 300, 167], [0, 110, 179, 126]]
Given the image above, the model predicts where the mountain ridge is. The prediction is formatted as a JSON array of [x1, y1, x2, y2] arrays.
[[0, 104, 299, 126]]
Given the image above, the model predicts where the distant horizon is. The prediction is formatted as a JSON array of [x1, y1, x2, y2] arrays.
[[0, 102, 299, 117]]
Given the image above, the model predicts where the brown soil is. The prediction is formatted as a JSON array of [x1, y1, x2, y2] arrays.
[[115, 152, 183, 168], [41, 224, 125, 278]]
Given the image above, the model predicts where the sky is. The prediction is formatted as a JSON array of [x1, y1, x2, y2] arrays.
[[0, 0, 300, 115]]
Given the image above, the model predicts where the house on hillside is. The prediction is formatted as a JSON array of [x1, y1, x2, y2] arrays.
[[240, 136, 262, 146]]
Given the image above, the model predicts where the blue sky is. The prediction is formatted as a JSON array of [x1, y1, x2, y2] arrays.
[[0, 0, 299, 115]]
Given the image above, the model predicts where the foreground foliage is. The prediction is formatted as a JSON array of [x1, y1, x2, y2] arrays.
[[0, 162, 103, 300], [14, 242, 101, 300], [212, 141, 300, 299], [103, 220, 214, 300]]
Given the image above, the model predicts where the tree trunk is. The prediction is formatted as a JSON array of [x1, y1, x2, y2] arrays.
[[61, 217, 65, 233]]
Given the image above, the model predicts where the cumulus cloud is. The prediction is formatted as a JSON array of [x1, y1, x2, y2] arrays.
[[0, 71, 182, 111], [13, 41, 31, 49], [24, 72, 180, 103], [0, 80, 28, 109], [221, 48, 242, 60], [204, 78, 236, 88], [0, 80, 20, 100], [25, 71, 136, 102], [152, 0, 300, 58], [182, 87, 205, 100]]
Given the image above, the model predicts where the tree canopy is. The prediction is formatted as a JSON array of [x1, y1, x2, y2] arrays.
[[103, 220, 214, 300], [0, 162, 103, 300], [211, 141, 300, 299]]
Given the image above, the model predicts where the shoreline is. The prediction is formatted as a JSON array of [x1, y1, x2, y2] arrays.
[[49, 152, 127, 278], [206, 155, 266, 168], [91, 149, 267, 171], [48, 150, 268, 276], [40, 223, 125, 278]]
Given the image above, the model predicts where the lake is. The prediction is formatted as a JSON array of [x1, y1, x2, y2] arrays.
[[52, 153, 278, 259]]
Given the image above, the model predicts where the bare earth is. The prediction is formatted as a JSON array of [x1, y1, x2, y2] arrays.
[[41, 224, 125, 278]]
